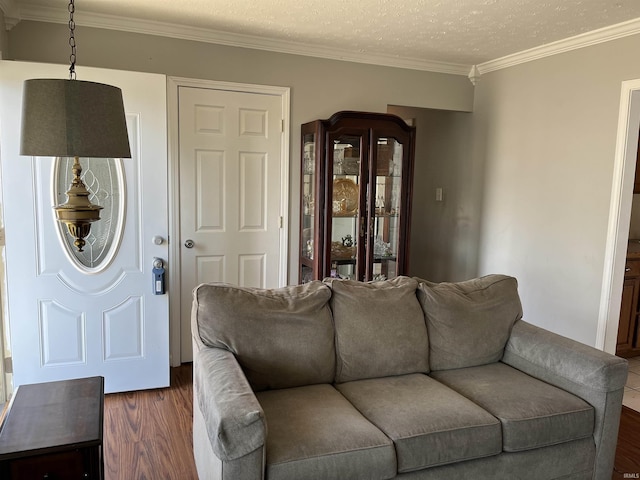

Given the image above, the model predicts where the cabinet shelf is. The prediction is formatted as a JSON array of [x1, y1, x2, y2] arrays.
[[331, 256, 398, 265]]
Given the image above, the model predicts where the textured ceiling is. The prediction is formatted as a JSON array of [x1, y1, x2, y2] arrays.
[[7, 0, 640, 70]]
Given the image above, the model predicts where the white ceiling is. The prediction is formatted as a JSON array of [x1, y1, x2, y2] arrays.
[[3, 0, 640, 75]]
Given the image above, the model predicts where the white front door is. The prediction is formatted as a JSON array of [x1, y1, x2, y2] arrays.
[[0, 61, 169, 393], [174, 82, 289, 362]]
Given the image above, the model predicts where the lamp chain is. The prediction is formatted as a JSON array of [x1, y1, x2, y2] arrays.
[[68, 0, 76, 80]]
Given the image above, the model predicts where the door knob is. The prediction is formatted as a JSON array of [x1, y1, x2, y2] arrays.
[[184, 239, 195, 248]]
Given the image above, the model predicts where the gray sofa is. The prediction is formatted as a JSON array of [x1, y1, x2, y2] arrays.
[[191, 275, 628, 480]]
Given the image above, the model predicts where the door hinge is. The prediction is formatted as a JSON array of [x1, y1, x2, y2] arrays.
[[281, 119, 285, 132], [3, 357, 12, 374], [279, 216, 284, 228]]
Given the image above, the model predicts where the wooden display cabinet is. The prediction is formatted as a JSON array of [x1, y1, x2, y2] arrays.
[[299, 111, 415, 283]]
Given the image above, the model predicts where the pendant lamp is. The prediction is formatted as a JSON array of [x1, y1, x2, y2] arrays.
[[20, 0, 131, 252]]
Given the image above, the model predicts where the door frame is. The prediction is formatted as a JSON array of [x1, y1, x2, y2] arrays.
[[598, 79, 640, 353], [167, 77, 291, 366]]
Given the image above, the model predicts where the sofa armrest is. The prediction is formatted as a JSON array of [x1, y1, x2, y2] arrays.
[[502, 320, 628, 480], [503, 320, 627, 393], [193, 347, 266, 461]]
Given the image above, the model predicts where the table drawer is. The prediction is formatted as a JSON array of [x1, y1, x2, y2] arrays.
[[625, 260, 640, 277], [6, 449, 88, 479]]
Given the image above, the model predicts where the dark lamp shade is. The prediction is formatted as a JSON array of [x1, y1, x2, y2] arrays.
[[20, 78, 131, 158]]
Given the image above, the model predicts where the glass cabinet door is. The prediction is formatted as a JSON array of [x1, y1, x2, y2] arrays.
[[328, 134, 363, 280], [300, 131, 316, 283], [369, 137, 404, 281]]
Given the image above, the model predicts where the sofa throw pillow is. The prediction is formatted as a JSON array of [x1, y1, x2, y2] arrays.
[[325, 276, 429, 383], [416, 275, 523, 371], [192, 281, 335, 391]]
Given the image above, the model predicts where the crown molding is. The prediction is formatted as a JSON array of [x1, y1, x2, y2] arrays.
[[0, 0, 20, 29], [477, 17, 640, 75], [8, 2, 640, 77], [0, 0, 16, 15], [14, 3, 471, 76]]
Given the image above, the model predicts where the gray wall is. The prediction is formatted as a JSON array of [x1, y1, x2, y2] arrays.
[[388, 106, 476, 281], [473, 33, 640, 347], [6, 20, 475, 283]]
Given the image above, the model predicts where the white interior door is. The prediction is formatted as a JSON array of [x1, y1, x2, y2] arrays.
[[177, 84, 287, 362], [0, 61, 169, 393]]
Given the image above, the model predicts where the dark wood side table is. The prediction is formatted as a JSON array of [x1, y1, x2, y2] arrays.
[[0, 376, 104, 479]]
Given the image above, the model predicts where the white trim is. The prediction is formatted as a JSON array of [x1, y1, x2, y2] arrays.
[[597, 79, 640, 353], [0, 0, 15, 13], [477, 17, 640, 75], [279, 89, 291, 288], [0, 0, 20, 29], [166, 76, 290, 366], [166, 77, 180, 368]]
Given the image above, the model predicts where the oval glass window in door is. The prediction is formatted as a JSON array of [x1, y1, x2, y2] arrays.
[[53, 157, 126, 272]]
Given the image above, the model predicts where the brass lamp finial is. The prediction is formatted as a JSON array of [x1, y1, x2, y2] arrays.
[[54, 157, 103, 252]]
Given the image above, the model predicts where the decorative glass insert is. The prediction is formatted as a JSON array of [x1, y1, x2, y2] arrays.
[[54, 157, 125, 271]]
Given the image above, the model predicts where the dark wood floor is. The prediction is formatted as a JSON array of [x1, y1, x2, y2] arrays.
[[104, 364, 640, 480], [613, 406, 640, 479], [103, 364, 198, 480]]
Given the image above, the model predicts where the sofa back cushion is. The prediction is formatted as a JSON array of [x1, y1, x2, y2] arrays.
[[416, 275, 522, 371], [325, 276, 429, 383], [192, 281, 335, 391]]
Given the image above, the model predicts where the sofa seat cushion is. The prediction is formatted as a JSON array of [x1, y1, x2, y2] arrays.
[[256, 384, 396, 480], [335, 373, 502, 473], [430, 362, 595, 452], [192, 281, 335, 391], [325, 276, 429, 383]]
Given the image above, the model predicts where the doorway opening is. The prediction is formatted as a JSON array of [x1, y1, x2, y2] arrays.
[[599, 79, 640, 412]]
